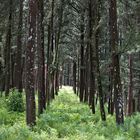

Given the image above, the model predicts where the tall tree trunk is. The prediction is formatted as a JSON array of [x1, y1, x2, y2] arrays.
[[54, 0, 64, 95], [46, 24, 51, 106], [88, 0, 95, 114], [109, 0, 124, 125], [59, 66, 63, 88], [55, 68, 59, 95], [95, 0, 106, 121], [77, 47, 80, 96], [67, 63, 70, 85], [0, 53, 4, 95], [79, 21, 85, 102], [128, 54, 133, 116], [73, 61, 76, 94], [138, 53, 140, 112], [108, 64, 114, 115], [5, 0, 13, 96], [14, 0, 24, 92], [37, 0, 46, 115], [84, 45, 90, 102], [50, 0, 55, 100], [25, 0, 37, 126], [11, 51, 15, 88]]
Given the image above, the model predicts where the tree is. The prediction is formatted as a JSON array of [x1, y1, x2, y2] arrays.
[[88, 0, 96, 113], [95, 0, 106, 121], [14, 0, 24, 92], [128, 54, 133, 115], [25, 0, 37, 126], [37, 0, 46, 115], [73, 61, 77, 94], [109, 0, 124, 124], [79, 13, 85, 102], [5, 0, 13, 96]]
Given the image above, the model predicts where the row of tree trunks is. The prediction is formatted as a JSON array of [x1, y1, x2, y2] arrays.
[[75, 0, 124, 124], [76, 0, 106, 120], [45, 0, 64, 106]]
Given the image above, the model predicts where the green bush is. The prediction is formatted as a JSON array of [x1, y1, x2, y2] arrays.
[[0, 108, 10, 125], [6, 90, 25, 112]]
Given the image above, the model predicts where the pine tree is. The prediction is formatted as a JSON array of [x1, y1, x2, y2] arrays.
[[25, 0, 37, 126]]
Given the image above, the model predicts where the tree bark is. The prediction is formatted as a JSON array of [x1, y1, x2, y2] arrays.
[[5, 0, 13, 96], [109, 0, 124, 124], [88, 0, 95, 114], [46, 24, 51, 106], [79, 15, 85, 102], [73, 61, 76, 94], [37, 0, 46, 115], [128, 54, 133, 116], [84, 44, 90, 103], [95, 0, 106, 121], [50, 0, 55, 100], [14, 0, 24, 92], [25, 0, 37, 126]]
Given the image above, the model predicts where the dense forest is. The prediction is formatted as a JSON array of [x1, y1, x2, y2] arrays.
[[0, 0, 140, 139]]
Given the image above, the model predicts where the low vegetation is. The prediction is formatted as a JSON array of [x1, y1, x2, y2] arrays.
[[0, 87, 140, 140]]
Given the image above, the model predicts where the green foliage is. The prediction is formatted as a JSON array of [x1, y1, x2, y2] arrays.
[[0, 108, 25, 126], [37, 87, 140, 140], [6, 90, 25, 112], [0, 87, 140, 140], [0, 123, 57, 140], [0, 108, 10, 125]]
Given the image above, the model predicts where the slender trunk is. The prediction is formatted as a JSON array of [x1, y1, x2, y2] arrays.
[[0, 54, 4, 94], [67, 63, 70, 85], [46, 24, 51, 106], [84, 45, 90, 102], [108, 64, 114, 115], [79, 15, 85, 102], [55, 68, 59, 95], [73, 61, 76, 94], [50, 0, 55, 100], [77, 47, 80, 96], [25, 0, 37, 126], [11, 51, 15, 88], [5, 0, 13, 96], [109, 0, 124, 124], [95, 0, 106, 121], [37, 0, 46, 115], [14, 0, 24, 92], [89, 0, 95, 113], [128, 54, 133, 116]]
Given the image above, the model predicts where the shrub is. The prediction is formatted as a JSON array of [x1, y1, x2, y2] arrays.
[[6, 90, 25, 112], [0, 108, 9, 125]]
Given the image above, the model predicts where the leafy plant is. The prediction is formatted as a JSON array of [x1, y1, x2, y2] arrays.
[[6, 89, 25, 112], [0, 87, 140, 140]]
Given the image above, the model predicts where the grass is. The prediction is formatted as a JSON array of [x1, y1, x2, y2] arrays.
[[0, 86, 140, 140]]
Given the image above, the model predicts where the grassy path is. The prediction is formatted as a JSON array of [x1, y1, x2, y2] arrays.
[[1, 86, 140, 140], [37, 86, 140, 140], [37, 86, 110, 140]]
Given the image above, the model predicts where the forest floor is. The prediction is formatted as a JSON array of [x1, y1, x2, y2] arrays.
[[0, 87, 140, 140]]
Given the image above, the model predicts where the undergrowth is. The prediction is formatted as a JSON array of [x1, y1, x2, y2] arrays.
[[0, 87, 140, 140]]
